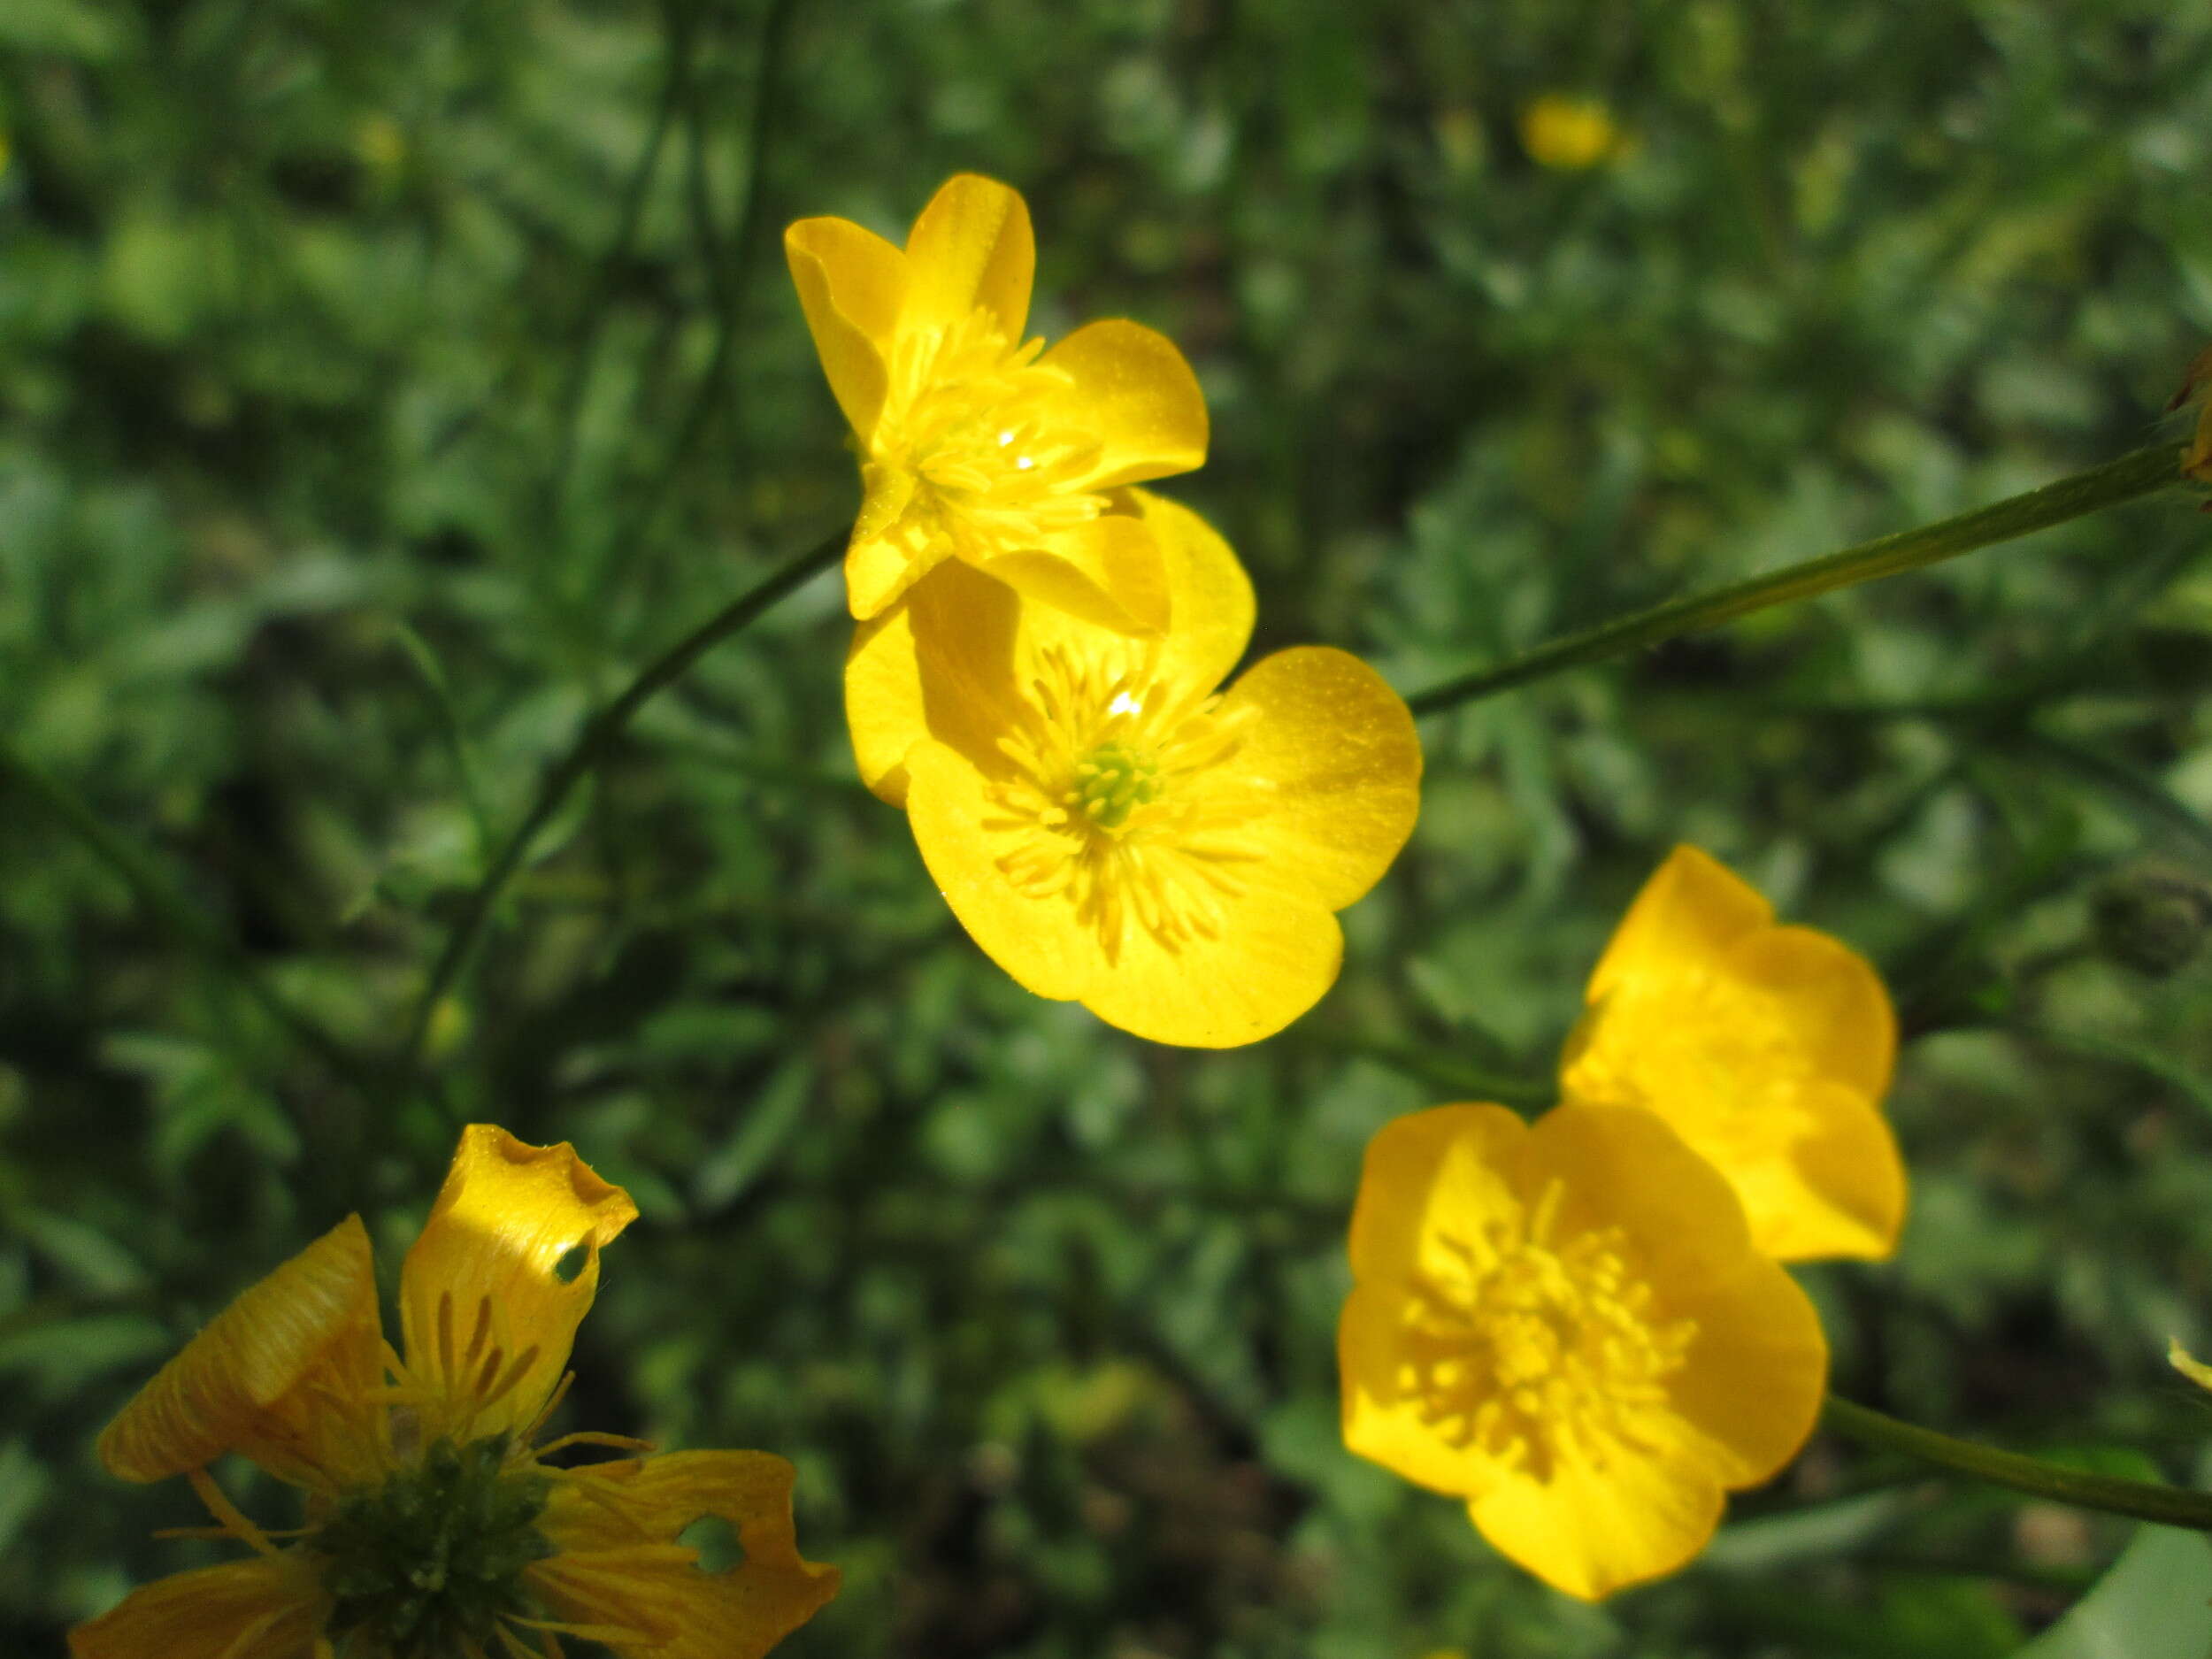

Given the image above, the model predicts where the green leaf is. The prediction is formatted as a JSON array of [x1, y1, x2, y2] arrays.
[[2010, 1525, 2212, 1659]]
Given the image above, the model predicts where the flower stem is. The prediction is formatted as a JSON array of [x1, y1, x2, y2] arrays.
[[1822, 1395, 2212, 1531], [1405, 442, 2188, 718], [0, 738, 363, 1084], [396, 527, 847, 1078]]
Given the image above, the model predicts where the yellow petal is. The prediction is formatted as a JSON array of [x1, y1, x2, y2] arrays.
[[783, 216, 909, 437], [1471, 1441, 1724, 1601], [1340, 1279, 1504, 1498], [843, 488, 945, 623], [1585, 844, 1771, 1007], [1038, 319, 1208, 489], [1120, 488, 1255, 694], [979, 511, 1170, 636], [1071, 875, 1347, 1048], [533, 1451, 840, 1659], [1662, 1253, 1830, 1487], [69, 1555, 325, 1659], [1702, 1079, 1906, 1263], [98, 1215, 383, 1487], [902, 737, 1100, 1003], [843, 558, 1022, 804], [1216, 646, 1423, 912], [902, 173, 1033, 342], [1345, 1102, 1527, 1286], [1730, 922, 1896, 1102], [1533, 1104, 1762, 1295], [397, 1125, 638, 1445]]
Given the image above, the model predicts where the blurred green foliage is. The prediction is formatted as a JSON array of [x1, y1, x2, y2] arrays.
[[4, 1, 2212, 1654]]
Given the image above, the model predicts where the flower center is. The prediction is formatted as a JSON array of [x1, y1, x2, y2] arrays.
[[1400, 1182, 1695, 1481], [861, 309, 1105, 565], [1070, 740, 1163, 831], [312, 1433, 554, 1659], [983, 645, 1264, 961]]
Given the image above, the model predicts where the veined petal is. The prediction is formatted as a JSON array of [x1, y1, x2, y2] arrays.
[[397, 1125, 638, 1446], [533, 1452, 840, 1659], [69, 1555, 325, 1659], [902, 173, 1034, 342], [98, 1215, 383, 1488], [1471, 1440, 1724, 1601], [843, 558, 1023, 805], [1216, 647, 1423, 913], [1345, 1103, 1526, 1286], [979, 511, 1170, 636], [903, 737, 1097, 1002], [1072, 877, 1346, 1048], [1039, 319, 1208, 489], [784, 216, 909, 437]]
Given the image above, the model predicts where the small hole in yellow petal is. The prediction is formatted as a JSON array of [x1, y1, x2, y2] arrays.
[[552, 1243, 588, 1285], [677, 1513, 745, 1575]]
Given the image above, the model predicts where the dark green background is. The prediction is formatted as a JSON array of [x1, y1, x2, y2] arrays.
[[5, 1, 2212, 1654]]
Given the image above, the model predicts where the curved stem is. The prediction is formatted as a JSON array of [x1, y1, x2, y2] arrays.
[[396, 527, 846, 1075], [0, 739, 363, 1084], [1405, 442, 2188, 718], [1823, 1395, 2212, 1532]]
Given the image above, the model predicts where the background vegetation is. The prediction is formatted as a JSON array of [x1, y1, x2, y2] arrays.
[[5, 1, 2212, 1654]]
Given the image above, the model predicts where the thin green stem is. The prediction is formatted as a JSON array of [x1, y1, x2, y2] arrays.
[[396, 527, 846, 1076], [1823, 1395, 2212, 1532], [1405, 442, 2188, 718], [0, 739, 362, 1083]]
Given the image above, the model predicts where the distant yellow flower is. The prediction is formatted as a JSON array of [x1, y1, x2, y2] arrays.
[[1519, 96, 1625, 170], [787, 173, 1207, 632], [73, 1125, 837, 1659], [1559, 846, 1906, 1262], [1339, 1102, 1826, 1601], [847, 488, 1420, 1047]]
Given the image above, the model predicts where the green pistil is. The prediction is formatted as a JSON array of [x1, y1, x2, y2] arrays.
[[1071, 741, 1162, 831], [313, 1434, 555, 1659]]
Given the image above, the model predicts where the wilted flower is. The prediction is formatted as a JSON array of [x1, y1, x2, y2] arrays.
[[847, 488, 1420, 1047], [1560, 845, 1906, 1262], [73, 1125, 838, 1659], [1339, 1102, 1826, 1600], [787, 173, 1207, 632]]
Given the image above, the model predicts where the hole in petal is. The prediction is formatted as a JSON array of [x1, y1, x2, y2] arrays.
[[552, 1243, 588, 1285], [677, 1513, 744, 1575]]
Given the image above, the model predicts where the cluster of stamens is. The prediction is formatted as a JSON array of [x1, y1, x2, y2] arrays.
[[1399, 1181, 1696, 1481], [863, 308, 1106, 570], [984, 644, 1263, 959]]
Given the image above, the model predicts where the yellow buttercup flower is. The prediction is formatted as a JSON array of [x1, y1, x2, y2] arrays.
[[1518, 95, 1626, 170], [1339, 1102, 1827, 1601], [1559, 845, 1906, 1262], [786, 173, 1207, 633], [73, 1125, 838, 1659], [847, 488, 1420, 1047]]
